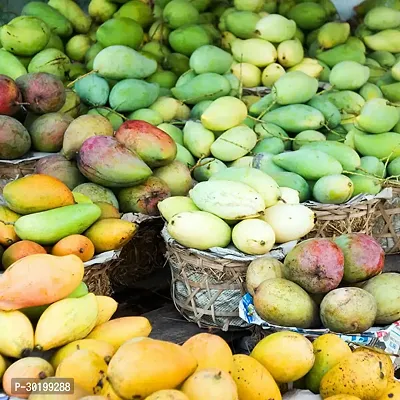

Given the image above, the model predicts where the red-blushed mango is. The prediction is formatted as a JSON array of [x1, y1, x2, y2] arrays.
[[115, 120, 177, 168], [0, 115, 31, 160], [51, 234, 95, 262], [0, 74, 22, 116], [2, 240, 47, 269], [3, 174, 74, 215], [118, 176, 171, 215]]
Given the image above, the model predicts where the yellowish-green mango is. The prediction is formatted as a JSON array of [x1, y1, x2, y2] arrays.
[[316, 41, 366, 68], [350, 174, 382, 196], [369, 51, 396, 68], [0, 50, 27, 80], [165, 53, 190, 77], [189, 45, 233, 74], [157, 197, 199, 222], [150, 97, 180, 122], [48, 0, 92, 33], [168, 24, 212, 56], [221, 31, 237, 51], [147, 70, 178, 89], [88, 0, 118, 23], [163, 0, 199, 29], [158, 123, 184, 145], [321, 90, 365, 115], [255, 13, 296, 43], [234, 0, 264, 11], [114, 0, 154, 27], [364, 30, 400, 53], [225, 11, 260, 39], [231, 38, 277, 67], [391, 60, 400, 81], [293, 130, 326, 151], [288, 58, 323, 78], [359, 82, 383, 101], [183, 121, 215, 158], [354, 130, 400, 161], [141, 41, 171, 63], [313, 174, 354, 204], [193, 158, 227, 182], [66, 35, 92, 62], [277, 38, 304, 68], [261, 63, 286, 87], [231, 63, 262, 88], [128, 109, 164, 125], [317, 22, 350, 49], [381, 82, 400, 102], [329, 61, 370, 90], [175, 143, 196, 168], [148, 20, 170, 42], [45, 33, 65, 53], [28, 49, 71, 80], [287, 2, 327, 30], [364, 6, 400, 30]]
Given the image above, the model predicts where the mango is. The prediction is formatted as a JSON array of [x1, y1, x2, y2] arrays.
[[88, 0, 118, 23], [27, 49, 70, 80], [211, 125, 257, 162], [381, 82, 400, 102], [277, 39, 303, 69], [191, 158, 225, 182], [158, 123, 184, 145], [354, 130, 400, 161], [349, 175, 382, 196], [318, 22, 350, 49], [330, 61, 370, 91], [307, 96, 341, 129], [321, 91, 365, 115], [369, 51, 396, 69], [364, 29, 400, 53], [263, 104, 325, 133], [153, 161, 193, 196], [59, 89, 81, 118], [74, 185, 117, 209], [273, 71, 318, 105], [2, 240, 47, 270], [313, 175, 354, 204], [255, 122, 291, 150], [359, 83, 383, 101], [225, 11, 260, 39], [163, 0, 199, 29], [172, 73, 231, 104], [74, 74, 110, 108], [255, 14, 296, 43], [95, 296, 118, 326], [316, 42, 366, 68], [48, 0, 92, 33], [44, 33, 65, 53], [114, 0, 153, 27], [0, 50, 27, 81], [293, 131, 326, 151], [261, 63, 286, 87], [253, 152, 285, 174], [109, 79, 159, 112], [252, 137, 284, 154], [181, 121, 214, 158], [87, 108, 123, 131], [0, 115, 31, 160], [231, 38, 277, 67], [157, 197, 199, 222], [51, 234, 95, 262], [288, 57, 324, 79], [189, 45, 232, 75], [168, 25, 212, 56], [94, 45, 158, 80], [288, 2, 327, 30]]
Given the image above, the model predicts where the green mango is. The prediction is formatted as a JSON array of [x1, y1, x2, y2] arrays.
[[48, 0, 92, 34], [88, 0, 118, 23], [287, 2, 327, 30], [189, 45, 233, 74], [277, 38, 304, 69], [301, 141, 361, 171], [270, 171, 311, 202], [190, 0, 212, 11], [355, 24, 373, 40], [319, 0, 338, 17], [249, 93, 281, 117], [358, 156, 386, 178], [359, 83, 383, 101], [96, 17, 144, 49], [1, 16, 50, 57], [234, 0, 264, 11], [272, 149, 343, 180], [74, 74, 110, 107], [21, 1, 73, 38], [171, 73, 231, 104], [148, 20, 170, 42], [365, 58, 381, 68], [316, 42, 366, 68], [147, 70, 178, 89], [210, 125, 257, 161], [321, 91, 365, 115], [224, 72, 241, 97], [317, 61, 330, 82], [168, 24, 212, 56], [329, 61, 370, 91], [313, 174, 354, 204], [376, 71, 397, 87], [364, 30, 400, 53], [17, 56, 32, 69], [252, 152, 286, 174], [109, 79, 159, 112], [15, 204, 101, 245], [175, 69, 197, 87], [294, 27, 305, 45], [252, 137, 285, 155], [218, 7, 236, 31], [367, 66, 388, 84], [141, 41, 171, 64], [175, 143, 196, 167], [356, 98, 399, 134], [85, 42, 104, 70], [306, 28, 320, 47], [392, 60, 400, 81], [349, 174, 382, 196], [158, 123, 184, 144], [93, 45, 158, 80], [369, 51, 397, 68], [164, 53, 190, 77], [225, 11, 260, 39], [317, 22, 350, 49], [347, 37, 366, 53], [193, 158, 227, 182], [198, 13, 216, 24], [254, 122, 291, 150], [354, 130, 400, 161], [27, 48, 70, 80], [114, 0, 153, 27], [87, 108, 124, 131], [293, 130, 326, 151], [45, 33, 65, 53], [163, 0, 199, 29], [66, 35, 92, 62], [388, 157, 400, 177], [254, 14, 296, 43], [381, 82, 400, 102], [354, 0, 400, 15], [183, 121, 215, 158], [231, 38, 277, 67], [273, 71, 318, 105], [189, 100, 213, 120], [263, 0, 278, 13], [200, 23, 221, 42], [364, 6, 400, 30], [279, 0, 297, 16], [128, 109, 164, 125], [307, 96, 341, 129], [0, 49, 28, 80], [263, 104, 325, 133]]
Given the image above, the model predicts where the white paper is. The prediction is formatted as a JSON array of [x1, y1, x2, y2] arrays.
[[0, 152, 53, 164]]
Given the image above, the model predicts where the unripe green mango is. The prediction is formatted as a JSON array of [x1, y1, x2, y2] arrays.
[[255, 14, 296, 43], [359, 156, 386, 178], [329, 61, 370, 91], [254, 122, 291, 150], [263, 0, 278, 13], [141, 41, 171, 64], [388, 157, 400, 177], [273, 149, 343, 180], [171, 73, 231, 104], [128, 109, 164, 125], [175, 70, 196, 87], [147, 70, 178, 89], [319, 0, 339, 17], [294, 27, 305, 45], [307, 96, 341, 129], [381, 82, 400, 102], [17, 56, 33, 69], [349, 175, 382, 196], [149, 20, 170, 42], [270, 171, 311, 202], [87, 108, 124, 131], [356, 98, 399, 134], [354, 130, 400, 161], [225, 11, 260, 39], [21, 1, 73, 38], [66, 35, 92, 62], [74, 74, 110, 107], [364, 30, 400, 53], [287, 2, 327, 30], [189, 45, 233, 74], [347, 36, 367, 53], [164, 53, 190, 77], [293, 130, 326, 151], [93, 45, 158, 80], [369, 51, 396, 68], [48, 0, 92, 34], [359, 83, 383, 101], [45, 34, 65, 53], [96, 17, 144, 49], [252, 152, 286, 175], [114, 0, 153, 27], [355, 23, 373, 39], [263, 104, 325, 133], [279, 0, 296, 16], [158, 123, 184, 145], [189, 100, 213, 120], [85, 43, 104, 70], [175, 143, 196, 167], [277, 38, 304, 68], [88, 0, 118, 23], [317, 22, 350, 49], [306, 28, 320, 47], [313, 174, 354, 204], [392, 60, 400, 81], [231, 38, 277, 67], [364, 6, 400, 30], [249, 93, 281, 117], [234, 0, 264, 11], [316, 42, 366, 68], [0, 49, 27, 80], [168, 24, 212, 56], [28, 49, 70, 81], [252, 137, 285, 155], [273, 71, 318, 105], [163, 0, 199, 29], [193, 158, 227, 182], [1, 16, 50, 57], [190, 0, 212, 11], [211, 125, 257, 162], [321, 90, 365, 115], [376, 71, 397, 88], [218, 7, 236, 31], [109, 79, 159, 112], [302, 141, 361, 172], [183, 121, 215, 158]]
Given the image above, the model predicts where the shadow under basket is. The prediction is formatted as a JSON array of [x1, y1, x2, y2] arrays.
[[166, 241, 251, 331], [305, 197, 382, 240]]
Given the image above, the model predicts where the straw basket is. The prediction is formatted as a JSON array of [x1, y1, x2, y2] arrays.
[[83, 260, 116, 296], [0, 159, 39, 180], [373, 187, 400, 254]]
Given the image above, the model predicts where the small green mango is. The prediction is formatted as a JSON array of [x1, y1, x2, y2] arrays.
[[226, 11, 260, 39], [193, 158, 227, 182], [66, 35, 92, 62], [349, 175, 382, 196], [234, 0, 264, 12], [329, 61, 370, 91], [183, 121, 215, 158], [168, 24, 212, 56], [114, 0, 153, 27], [321, 91, 365, 115], [141, 41, 171, 64], [147, 70, 178, 89], [163, 0, 199, 29], [252, 137, 285, 155], [359, 83, 383, 101], [0, 49, 28, 80], [109, 79, 159, 112], [316, 42, 366, 68], [364, 6, 400, 30], [164, 53, 190, 77], [74, 74, 110, 107], [87, 108, 124, 131], [189, 45, 233, 74], [356, 98, 399, 134], [317, 22, 350, 49], [307, 96, 341, 129], [364, 30, 400, 53], [272, 149, 343, 180], [354, 130, 400, 161], [388, 157, 400, 177], [94, 45, 158, 80], [48, 0, 92, 33], [293, 130, 326, 151], [277, 38, 304, 68], [252, 152, 286, 175], [392, 60, 400, 81], [231, 38, 277, 67], [369, 51, 397, 68], [270, 171, 311, 202], [88, 0, 118, 23], [249, 93, 281, 117], [127, 109, 164, 125], [255, 13, 296, 43], [189, 100, 213, 120], [254, 122, 291, 150], [45, 33, 65, 52], [85, 42, 104, 69], [28, 49, 70, 80], [381, 82, 400, 102], [158, 123, 184, 145], [175, 143, 196, 168], [148, 20, 170, 42], [287, 2, 327, 30], [313, 174, 354, 204], [358, 156, 386, 178]]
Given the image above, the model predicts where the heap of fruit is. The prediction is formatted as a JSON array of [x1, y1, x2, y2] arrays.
[[245, 233, 400, 333]]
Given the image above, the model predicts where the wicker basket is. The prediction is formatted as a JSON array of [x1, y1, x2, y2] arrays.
[[0, 159, 38, 180], [83, 260, 117, 296], [373, 187, 400, 254]]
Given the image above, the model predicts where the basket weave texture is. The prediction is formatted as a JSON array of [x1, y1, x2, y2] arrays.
[[167, 241, 250, 331]]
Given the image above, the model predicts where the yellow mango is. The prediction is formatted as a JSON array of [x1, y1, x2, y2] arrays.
[[95, 296, 118, 326], [28, 381, 90, 400], [378, 381, 400, 400], [353, 347, 394, 380], [144, 390, 189, 400], [0, 354, 7, 379], [100, 380, 124, 400]]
